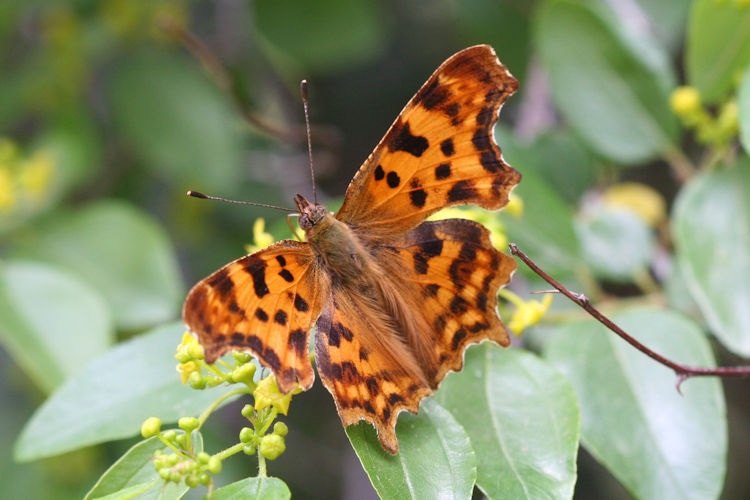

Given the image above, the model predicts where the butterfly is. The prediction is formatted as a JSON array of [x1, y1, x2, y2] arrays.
[[183, 45, 520, 454]]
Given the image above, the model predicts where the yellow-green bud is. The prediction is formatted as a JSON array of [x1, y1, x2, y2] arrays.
[[273, 422, 289, 437], [207, 456, 222, 475], [670, 86, 702, 117], [232, 352, 252, 364], [243, 444, 256, 455], [141, 417, 162, 438], [259, 434, 286, 460], [241, 404, 253, 418], [178, 417, 200, 433], [169, 470, 181, 483], [162, 430, 177, 443], [199, 472, 211, 486], [197, 451, 210, 464], [185, 473, 199, 488], [239, 427, 254, 443], [175, 433, 187, 448], [166, 453, 180, 466], [187, 371, 206, 389], [175, 351, 192, 364], [231, 363, 256, 384], [158, 468, 171, 480], [187, 342, 204, 360]]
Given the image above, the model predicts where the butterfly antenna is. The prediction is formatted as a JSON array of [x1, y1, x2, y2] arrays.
[[186, 190, 295, 212], [300, 80, 318, 204]]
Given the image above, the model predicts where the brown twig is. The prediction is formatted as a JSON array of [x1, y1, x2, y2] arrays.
[[508, 243, 750, 393], [159, 17, 340, 148]]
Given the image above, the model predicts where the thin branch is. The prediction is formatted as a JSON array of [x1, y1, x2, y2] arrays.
[[508, 243, 750, 393], [159, 17, 340, 148]]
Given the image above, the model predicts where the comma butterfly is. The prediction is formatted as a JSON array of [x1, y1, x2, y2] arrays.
[[183, 45, 520, 453]]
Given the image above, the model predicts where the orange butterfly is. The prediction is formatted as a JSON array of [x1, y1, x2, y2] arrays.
[[183, 45, 520, 454]]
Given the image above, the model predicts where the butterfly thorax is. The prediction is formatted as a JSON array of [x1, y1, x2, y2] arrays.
[[295, 194, 372, 288]]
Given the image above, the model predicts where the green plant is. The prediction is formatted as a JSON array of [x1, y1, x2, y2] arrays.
[[2, 0, 750, 499]]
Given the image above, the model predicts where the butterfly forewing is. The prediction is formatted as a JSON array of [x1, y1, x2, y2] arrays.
[[336, 45, 521, 237], [183, 240, 325, 392]]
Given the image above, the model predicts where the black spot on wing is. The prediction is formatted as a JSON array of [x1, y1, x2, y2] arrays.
[[374, 164, 385, 181], [288, 328, 307, 357], [386, 171, 400, 188], [440, 138, 455, 157], [435, 163, 451, 180], [447, 180, 477, 202], [255, 307, 269, 322], [409, 188, 427, 208], [293, 294, 309, 312], [274, 310, 288, 325], [279, 269, 294, 282], [415, 78, 451, 109], [244, 258, 269, 297], [388, 121, 429, 158]]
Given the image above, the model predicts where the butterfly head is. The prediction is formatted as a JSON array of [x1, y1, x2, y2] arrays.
[[294, 193, 328, 231]]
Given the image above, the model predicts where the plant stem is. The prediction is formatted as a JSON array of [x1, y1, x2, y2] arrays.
[[213, 442, 245, 461], [198, 387, 252, 428], [509, 243, 750, 391]]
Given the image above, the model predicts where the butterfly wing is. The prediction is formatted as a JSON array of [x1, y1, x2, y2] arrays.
[[183, 240, 326, 393], [391, 218, 517, 386], [336, 45, 520, 236], [314, 290, 433, 454]]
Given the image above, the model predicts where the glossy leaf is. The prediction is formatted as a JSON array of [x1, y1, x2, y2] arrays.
[[0, 260, 113, 393], [10, 200, 183, 330], [254, 0, 385, 73], [545, 307, 727, 500], [207, 477, 291, 500], [85, 434, 202, 500], [108, 49, 242, 191], [686, 0, 750, 103], [347, 398, 476, 500], [535, 0, 677, 163], [633, 0, 692, 52], [575, 206, 655, 282], [436, 344, 579, 500], [14, 323, 236, 461], [673, 162, 750, 355]]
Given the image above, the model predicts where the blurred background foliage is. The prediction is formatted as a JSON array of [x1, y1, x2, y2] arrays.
[[1, 0, 750, 499]]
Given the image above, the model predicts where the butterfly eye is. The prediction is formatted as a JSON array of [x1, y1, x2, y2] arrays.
[[299, 215, 312, 230]]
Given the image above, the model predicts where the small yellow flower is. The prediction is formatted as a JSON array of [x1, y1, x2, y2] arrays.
[[501, 289, 553, 335], [670, 86, 702, 118], [245, 218, 275, 254], [505, 192, 523, 218], [175, 332, 202, 384], [254, 375, 300, 415], [177, 361, 200, 385], [602, 182, 666, 227]]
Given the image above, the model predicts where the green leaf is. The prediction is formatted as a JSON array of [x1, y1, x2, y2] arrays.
[[633, 0, 692, 52], [673, 161, 750, 356], [544, 307, 727, 500], [436, 344, 579, 500], [686, 0, 750, 104], [347, 398, 476, 500], [254, 0, 385, 74], [207, 476, 290, 500], [10, 200, 183, 330], [738, 68, 750, 154], [14, 322, 237, 461], [89, 481, 159, 500], [85, 435, 203, 500], [535, 0, 677, 163], [575, 206, 655, 282], [108, 49, 242, 192], [0, 260, 113, 393]]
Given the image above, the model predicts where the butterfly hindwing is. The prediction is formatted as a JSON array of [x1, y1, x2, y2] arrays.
[[391, 218, 517, 386], [183, 240, 325, 392], [314, 291, 433, 454], [336, 45, 521, 237]]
